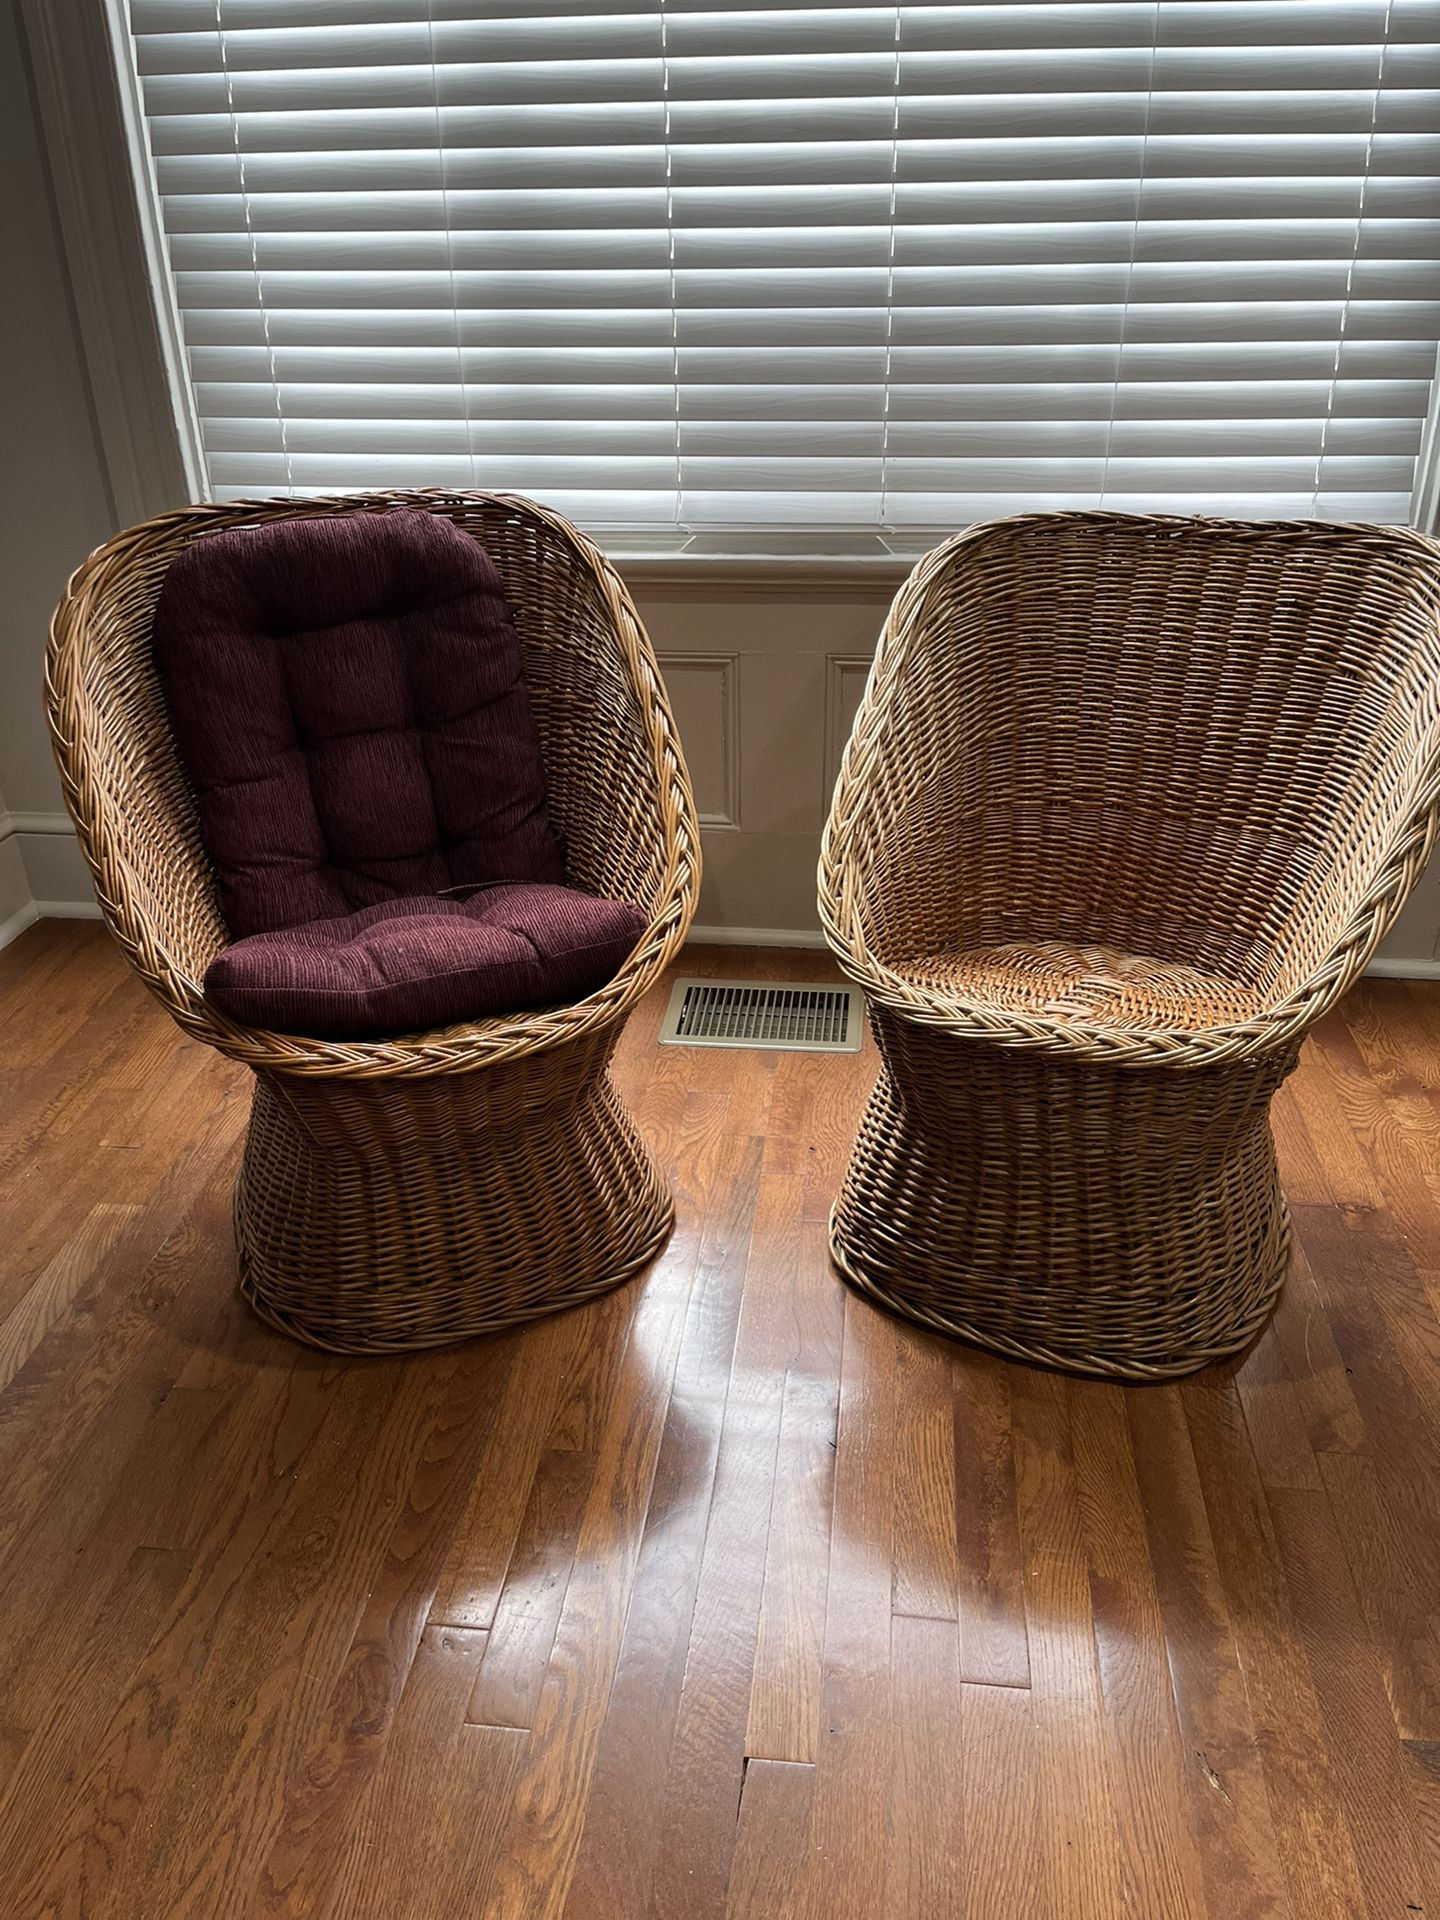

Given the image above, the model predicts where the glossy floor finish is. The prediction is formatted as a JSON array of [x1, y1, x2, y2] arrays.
[[0, 923, 1438, 1918]]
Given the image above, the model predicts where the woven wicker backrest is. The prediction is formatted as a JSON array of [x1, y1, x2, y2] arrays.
[[48, 490, 697, 1071], [833, 512, 1440, 1000]]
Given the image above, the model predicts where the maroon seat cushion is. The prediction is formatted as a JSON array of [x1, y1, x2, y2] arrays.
[[202, 884, 647, 1039], [152, 509, 564, 938]]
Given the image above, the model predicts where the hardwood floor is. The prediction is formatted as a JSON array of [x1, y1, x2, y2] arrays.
[[0, 919, 1437, 1917]]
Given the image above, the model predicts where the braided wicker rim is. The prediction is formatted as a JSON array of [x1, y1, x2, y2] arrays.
[[820, 509, 1440, 1071], [46, 488, 700, 1080]]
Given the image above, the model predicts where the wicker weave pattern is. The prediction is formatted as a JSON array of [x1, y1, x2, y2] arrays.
[[47, 490, 699, 1353], [821, 511, 1440, 1379]]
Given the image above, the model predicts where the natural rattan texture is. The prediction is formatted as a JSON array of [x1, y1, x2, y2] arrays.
[[820, 511, 1440, 1380], [47, 490, 700, 1353]]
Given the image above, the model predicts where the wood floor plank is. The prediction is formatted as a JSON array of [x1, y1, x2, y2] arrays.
[[37, 1337, 414, 1909], [953, 1351, 1031, 1688], [1128, 1387, 1293, 1920], [1267, 1485, 1428, 1914], [1284, 1028, 1389, 1212], [1289, 1202, 1440, 1742], [420, 1722, 532, 1917], [800, 1294, 898, 1920], [645, 1165, 803, 1919], [1400, 980, 1440, 1070], [885, 1613, 965, 1919], [1267, 1234, 1370, 1459], [466, 1447, 597, 1732], [764, 1018, 872, 1200], [961, 1682, 1049, 1919], [0, 914, 93, 995], [427, 1306, 590, 1631], [725, 1759, 816, 1920], [254, 1337, 515, 1915], [0, 1725, 27, 1801], [0, 1228, 279, 1725], [1292, 1198, 1440, 1462], [1329, 1197, 1440, 1450], [1317, 1448, 1440, 1749], [1233, 1322, 1326, 1493], [559, 1117, 761, 1920], [1, 1038, 227, 1318], [315, 1622, 526, 1920], [761, 1046, 827, 1181], [1270, 1080, 1337, 1209], [892, 1329, 961, 1621], [1401, 1739, 1440, 1917], [0, 1200, 139, 1393], [479, 1205, 698, 1919], [1183, 1371, 1375, 1918], [1070, 1382, 1210, 1920], [336, 1622, 491, 1907], [609, 993, 698, 1191], [1011, 1368, 1124, 1920], [801, 1049, 876, 1226], [545, 1280, 646, 1457], [0, 1072, 246, 1464], [1329, 992, 1440, 1253], [0, 1545, 190, 1913], [744, 1209, 843, 1767], [0, 923, 119, 1071]]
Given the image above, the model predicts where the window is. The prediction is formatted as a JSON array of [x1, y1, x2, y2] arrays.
[[124, 0, 1440, 539]]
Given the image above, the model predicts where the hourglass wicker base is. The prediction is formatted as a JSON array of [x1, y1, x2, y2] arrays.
[[830, 1039, 1296, 1381], [234, 1059, 672, 1355]]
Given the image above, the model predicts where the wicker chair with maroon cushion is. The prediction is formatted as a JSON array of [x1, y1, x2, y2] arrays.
[[47, 491, 699, 1354], [820, 511, 1440, 1381]]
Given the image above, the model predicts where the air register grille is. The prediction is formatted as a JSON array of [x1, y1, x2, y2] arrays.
[[659, 981, 863, 1053]]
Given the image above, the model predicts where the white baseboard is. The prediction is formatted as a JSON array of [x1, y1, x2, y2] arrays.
[[33, 899, 104, 920], [1365, 955, 1440, 980], [0, 810, 75, 842], [687, 923, 829, 951]]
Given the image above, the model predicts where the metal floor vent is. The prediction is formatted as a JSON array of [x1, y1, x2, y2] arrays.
[[659, 979, 864, 1052]]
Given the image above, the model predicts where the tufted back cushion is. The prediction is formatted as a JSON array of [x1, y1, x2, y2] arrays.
[[152, 509, 564, 937]]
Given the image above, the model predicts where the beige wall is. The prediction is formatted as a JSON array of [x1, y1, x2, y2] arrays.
[[1, 0, 1436, 965], [635, 589, 892, 940], [0, 0, 117, 916], [0, 786, 30, 931]]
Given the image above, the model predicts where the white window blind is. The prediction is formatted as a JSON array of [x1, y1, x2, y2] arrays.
[[124, 0, 1440, 537]]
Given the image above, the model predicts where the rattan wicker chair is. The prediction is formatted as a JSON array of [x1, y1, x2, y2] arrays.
[[47, 490, 700, 1354], [820, 510, 1440, 1380]]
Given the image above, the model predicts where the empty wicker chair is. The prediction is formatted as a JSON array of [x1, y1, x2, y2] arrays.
[[820, 511, 1440, 1380], [47, 490, 699, 1354]]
